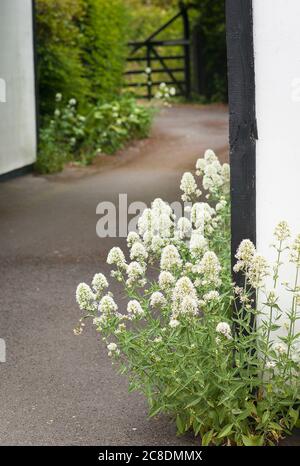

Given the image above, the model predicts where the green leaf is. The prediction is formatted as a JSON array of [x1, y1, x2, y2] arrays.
[[217, 423, 234, 439], [201, 429, 214, 446], [241, 434, 264, 446], [176, 414, 185, 434]]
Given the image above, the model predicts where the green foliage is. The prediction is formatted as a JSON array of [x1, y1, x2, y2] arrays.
[[36, 0, 130, 117], [35, 93, 154, 174], [36, 0, 89, 116], [86, 96, 155, 155], [81, 0, 130, 102]]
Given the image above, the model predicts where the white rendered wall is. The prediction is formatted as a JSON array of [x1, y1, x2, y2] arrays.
[[253, 0, 300, 331], [0, 0, 36, 175]]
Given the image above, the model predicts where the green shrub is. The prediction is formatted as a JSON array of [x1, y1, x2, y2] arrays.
[[85, 96, 154, 154], [36, 0, 89, 117], [81, 0, 130, 102], [35, 94, 154, 174]]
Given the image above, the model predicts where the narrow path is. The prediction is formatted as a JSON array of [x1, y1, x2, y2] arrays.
[[0, 104, 228, 445]]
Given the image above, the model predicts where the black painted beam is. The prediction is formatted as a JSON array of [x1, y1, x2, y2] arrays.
[[226, 0, 257, 276]]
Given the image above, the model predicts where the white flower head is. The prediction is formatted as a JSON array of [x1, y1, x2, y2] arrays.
[[196, 251, 221, 287], [189, 231, 208, 258], [175, 217, 192, 240], [158, 271, 175, 290], [107, 342, 117, 351], [92, 273, 108, 294], [150, 291, 166, 308], [274, 221, 290, 242], [169, 318, 180, 328], [216, 322, 232, 340], [130, 242, 148, 263], [274, 342, 287, 355], [107, 247, 126, 269], [127, 299, 144, 317], [160, 245, 182, 271], [265, 360, 276, 369], [76, 283, 96, 311], [180, 172, 201, 202], [99, 295, 118, 314], [127, 231, 140, 248], [247, 254, 269, 288]]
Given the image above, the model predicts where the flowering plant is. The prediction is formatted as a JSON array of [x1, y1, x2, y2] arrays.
[[154, 82, 177, 107], [36, 93, 154, 173], [75, 150, 300, 445]]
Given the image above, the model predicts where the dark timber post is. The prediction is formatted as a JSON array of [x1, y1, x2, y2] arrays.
[[180, 1, 191, 99], [226, 0, 257, 288]]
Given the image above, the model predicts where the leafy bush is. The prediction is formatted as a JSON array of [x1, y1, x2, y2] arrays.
[[36, 0, 130, 117], [35, 94, 154, 173], [85, 96, 154, 155], [75, 151, 300, 445], [80, 0, 130, 102], [36, 0, 89, 116]]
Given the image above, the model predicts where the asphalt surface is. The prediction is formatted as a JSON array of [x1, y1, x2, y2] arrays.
[[2, 103, 296, 446]]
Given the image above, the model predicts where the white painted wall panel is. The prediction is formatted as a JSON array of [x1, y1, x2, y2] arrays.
[[253, 0, 300, 332], [0, 0, 36, 175]]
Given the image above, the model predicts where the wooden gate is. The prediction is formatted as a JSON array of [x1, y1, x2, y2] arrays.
[[125, 2, 191, 100]]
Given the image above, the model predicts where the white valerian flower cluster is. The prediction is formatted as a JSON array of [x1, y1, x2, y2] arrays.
[[76, 283, 97, 312], [126, 261, 146, 288], [160, 245, 182, 271], [107, 247, 127, 269], [76, 150, 231, 343], [274, 221, 291, 242], [127, 299, 144, 318], [274, 342, 287, 355], [195, 149, 230, 197], [216, 322, 232, 340], [172, 276, 199, 319], [92, 273, 109, 295], [180, 172, 201, 202], [150, 291, 166, 308]]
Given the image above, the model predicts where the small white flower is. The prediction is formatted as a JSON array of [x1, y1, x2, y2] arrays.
[[274, 221, 290, 242], [54, 109, 60, 117], [107, 342, 117, 351], [69, 98, 76, 106], [160, 245, 182, 270], [127, 231, 140, 247], [150, 291, 166, 308], [76, 283, 96, 311], [99, 295, 118, 314], [107, 247, 126, 268], [153, 336, 162, 343], [130, 242, 148, 263], [145, 67, 152, 74], [158, 271, 175, 290], [55, 92, 62, 102], [176, 217, 192, 240], [169, 87, 176, 96], [92, 273, 108, 294], [127, 299, 144, 317], [203, 290, 220, 302], [216, 322, 232, 340], [180, 172, 201, 202], [247, 254, 269, 288], [169, 318, 180, 328], [265, 360, 276, 369], [274, 343, 287, 355]]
